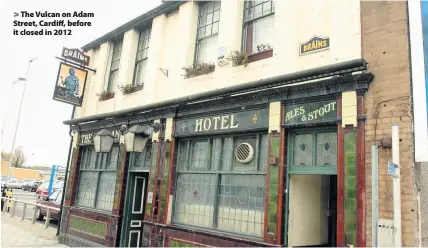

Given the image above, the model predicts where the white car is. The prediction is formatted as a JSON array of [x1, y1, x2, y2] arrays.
[[5, 179, 25, 189]]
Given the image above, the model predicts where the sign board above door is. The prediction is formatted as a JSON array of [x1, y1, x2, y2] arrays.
[[284, 100, 337, 126]]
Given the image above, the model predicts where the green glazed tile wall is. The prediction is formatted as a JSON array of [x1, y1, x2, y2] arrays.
[[159, 142, 171, 222], [267, 135, 280, 239], [344, 131, 357, 245], [170, 239, 201, 247], [69, 215, 107, 238], [145, 143, 159, 219]]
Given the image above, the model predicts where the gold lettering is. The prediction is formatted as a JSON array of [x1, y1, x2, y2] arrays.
[[322, 40, 327, 47], [304, 44, 308, 52], [307, 43, 312, 50], [331, 102, 337, 111], [195, 119, 203, 132], [221, 116, 229, 129], [203, 118, 212, 131], [324, 103, 331, 113], [299, 106, 305, 115], [212, 117, 221, 130], [285, 111, 292, 121], [230, 115, 239, 129], [308, 112, 314, 121], [319, 106, 325, 116]]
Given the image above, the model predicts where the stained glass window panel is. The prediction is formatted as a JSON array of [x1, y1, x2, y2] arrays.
[[173, 174, 216, 228], [293, 134, 313, 167], [316, 132, 337, 167], [217, 175, 265, 236]]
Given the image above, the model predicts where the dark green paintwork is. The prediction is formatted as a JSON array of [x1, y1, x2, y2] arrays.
[[69, 215, 107, 238], [175, 109, 268, 137], [344, 131, 357, 246], [284, 100, 337, 126]]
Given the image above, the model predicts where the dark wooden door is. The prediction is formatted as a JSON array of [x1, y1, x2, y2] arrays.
[[122, 172, 148, 247]]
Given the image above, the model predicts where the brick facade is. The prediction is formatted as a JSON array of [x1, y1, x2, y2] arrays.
[[362, 1, 418, 246]]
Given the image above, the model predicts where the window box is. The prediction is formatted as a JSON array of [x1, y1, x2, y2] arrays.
[[118, 84, 144, 95], [182, 62, 216, 79], [97, 91, 115, 101]]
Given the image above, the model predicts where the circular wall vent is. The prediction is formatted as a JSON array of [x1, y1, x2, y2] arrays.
[[235, 142, 255, 164]]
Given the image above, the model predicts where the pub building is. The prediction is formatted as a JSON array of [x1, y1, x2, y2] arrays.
[[56, 1, 419, 247], [59, 57, 373, 247]]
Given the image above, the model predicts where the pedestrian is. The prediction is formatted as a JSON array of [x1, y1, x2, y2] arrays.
[[1, 185, 7, 211]]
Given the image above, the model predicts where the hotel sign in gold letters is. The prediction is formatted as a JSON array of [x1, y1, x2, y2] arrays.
[[175, 109, 269, 137], [300, 36, 330, 55]]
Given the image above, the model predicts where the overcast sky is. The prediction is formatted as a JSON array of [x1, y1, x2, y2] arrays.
[[0, 0, 162, 166]]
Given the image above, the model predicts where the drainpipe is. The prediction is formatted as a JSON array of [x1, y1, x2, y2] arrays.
[[56, 106, 75, 236]]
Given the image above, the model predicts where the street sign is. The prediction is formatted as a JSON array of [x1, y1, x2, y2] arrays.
[[388, 162, 400, 178]]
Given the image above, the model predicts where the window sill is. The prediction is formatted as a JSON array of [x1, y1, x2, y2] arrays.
[[122, 84, 144, 95], [99, 92, 115, 101], [70, 205, 119, 218], [149, 222, 272, 246], [247, 49, 273, 63]]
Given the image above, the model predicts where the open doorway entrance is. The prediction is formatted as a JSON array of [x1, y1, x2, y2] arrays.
[[287, 175, 337, 247]]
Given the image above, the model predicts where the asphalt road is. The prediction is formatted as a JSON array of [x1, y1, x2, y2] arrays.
[[2, 189, 58, 229]]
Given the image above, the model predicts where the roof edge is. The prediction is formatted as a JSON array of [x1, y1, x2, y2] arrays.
[[81, 1, 183, 51]]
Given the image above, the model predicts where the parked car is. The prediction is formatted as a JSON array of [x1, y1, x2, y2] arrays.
[[36, 180, 64, 199], [5, 179, 25, 189], [35, 190, 62, 221], [21, 179, 36, 190], [36, 181, 49, 199], [22, 180, 42, 192]]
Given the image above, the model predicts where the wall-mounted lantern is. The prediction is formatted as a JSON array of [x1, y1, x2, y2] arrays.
[[124, 117, 160, 152], [93, 129, 115, 153]]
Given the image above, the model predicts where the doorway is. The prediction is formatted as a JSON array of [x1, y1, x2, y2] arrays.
[[121, 172, 148, 247], [285, 127, 338, 247], [287, 175, 337, 247]]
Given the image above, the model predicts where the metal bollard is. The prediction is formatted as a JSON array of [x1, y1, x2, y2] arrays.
[[11, 201, 17, 217], [22, 203, 27, 221], [32, 207, 37, 224], [45, 208, 51, 228]]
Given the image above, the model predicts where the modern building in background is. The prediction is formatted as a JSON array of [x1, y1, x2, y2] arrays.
[[58, 1, 423, 247]]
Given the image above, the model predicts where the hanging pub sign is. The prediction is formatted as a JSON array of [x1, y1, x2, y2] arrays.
[[175, 109, 269, 137], [284, 100, 337, 126], [52, 62, 88, 106], [62, 47, 90, 66], [300, 36, 330, 55]]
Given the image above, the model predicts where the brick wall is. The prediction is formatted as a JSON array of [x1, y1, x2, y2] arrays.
[[361, 1, 418, 246]]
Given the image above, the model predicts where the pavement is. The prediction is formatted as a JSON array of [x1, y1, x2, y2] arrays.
[[1, 217, 68, 247], [1, 189, 66, 247]]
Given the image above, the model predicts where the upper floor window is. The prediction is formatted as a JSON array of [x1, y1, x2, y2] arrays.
[[195, 1, 221, 64], [107, 39, 123, 92], [243, 0, 275, 57], [133, 29, 151, 87]]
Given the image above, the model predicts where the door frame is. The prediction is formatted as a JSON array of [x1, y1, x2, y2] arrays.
[[120, 171, 149, 247], [284, 126, 338, 246]]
